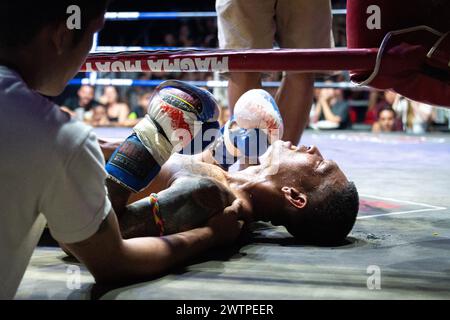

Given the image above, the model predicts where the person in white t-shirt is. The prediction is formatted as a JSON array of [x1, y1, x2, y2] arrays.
[[0, 0, 243, 299], [216, 0, 334, 144]]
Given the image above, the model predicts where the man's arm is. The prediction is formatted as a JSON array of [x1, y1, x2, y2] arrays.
[[63, 151, 244, 283], [312, 101, 323, 123], [64, 203, 243, 284], [118, 176, 237, 239], [320, 98, 342, 123]]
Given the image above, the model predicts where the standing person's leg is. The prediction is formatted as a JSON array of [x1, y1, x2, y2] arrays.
[[275, 0, 334, 144], [216, 0, 276, 111], [227, 73, 262, 112], [275, 73, 314, 143]]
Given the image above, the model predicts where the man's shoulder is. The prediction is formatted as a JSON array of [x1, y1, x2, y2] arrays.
[[55, 120, 95, 152], [171, 174, 233, 204], [168, 153, 229, 183], [0, 65, 95, 157], [164, 174, 236, 213], [0, 65, 61, 122], [36, 118, 96, 171], [0, 66, 47, 108], [0, 65, 21, 81]]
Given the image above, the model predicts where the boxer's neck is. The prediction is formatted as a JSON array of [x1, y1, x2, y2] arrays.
[[226, 165, 282, 223]]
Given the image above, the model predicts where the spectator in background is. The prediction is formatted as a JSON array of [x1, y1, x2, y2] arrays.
[[409, 102, 434, 134], [218, 106, 231, 127], [179, 24, 194, 47], [429, 107, 450, 132], [310, 84, 350, 130], [202, 19, 218, 48], [163, 33, 178, 47], [216, 0, 334, 144], [126, 73, 154, 109], [393, 98, 434, 134], [99, 86, 130, 126], [88, 104, 110, 127], [372, 107, 397, 133], [124, 90, 153, 127], [61, 85, 98, 121], [365, 90, 397, 125]]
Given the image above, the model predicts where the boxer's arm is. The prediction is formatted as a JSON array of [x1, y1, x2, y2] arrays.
[[106, 178, 131, 218], [99, 138, 180, 207], [99, 138, 163, 212], [195, 149, 258, 170], [118, 176, 238, 239], [64, 204, 243, 284]]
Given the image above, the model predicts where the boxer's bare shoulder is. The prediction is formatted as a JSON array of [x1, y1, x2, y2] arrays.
[[165, 153, 230, 187], [128, 153, 229, 204]]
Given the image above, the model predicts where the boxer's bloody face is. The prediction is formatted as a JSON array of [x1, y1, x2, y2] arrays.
[[253, 141, 358, 243], [261, 141, 347, 190], [258, 141, 348, 224]]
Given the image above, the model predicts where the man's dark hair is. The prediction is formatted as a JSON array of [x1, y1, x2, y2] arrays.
[[0, 1, 110, 48], [286, 181, 359, 245]]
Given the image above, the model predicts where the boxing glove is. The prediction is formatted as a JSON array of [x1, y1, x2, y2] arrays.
[[211, 89, 283, 170], [106, 80, 220, 192], [233, 89, 284, 143]]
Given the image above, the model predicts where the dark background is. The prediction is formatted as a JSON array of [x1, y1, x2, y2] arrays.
[[99, 0, 347, 47]]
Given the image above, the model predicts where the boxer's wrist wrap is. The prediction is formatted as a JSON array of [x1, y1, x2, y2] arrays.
[[180, 120, 221, 155], [234, 127, 269, 163], [134, 115, 173, 165], [149, 193, 164, 236], [210, 120, 269, 170], [210, 126, 238, 170], [105, 134, 161, 192]]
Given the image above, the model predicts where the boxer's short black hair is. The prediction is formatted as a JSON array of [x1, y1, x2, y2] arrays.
[[0, 0, 110, 48], [286, 181, 359, 245]]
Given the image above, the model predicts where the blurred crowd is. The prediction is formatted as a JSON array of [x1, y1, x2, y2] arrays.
[[56, 0, 449, 134], [60, 82, 450, 134], [309, 86, 449, 134]]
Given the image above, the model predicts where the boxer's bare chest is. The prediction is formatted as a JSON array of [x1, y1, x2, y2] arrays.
[[165, 154, 230, 188], [139, 154, 254, 224], [128, 154, 232, 204]]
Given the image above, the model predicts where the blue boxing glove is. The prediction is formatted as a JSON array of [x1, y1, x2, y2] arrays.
[[106, 80, 220, 192], [210, 89, 283, 170], [210, 118, 269, 170]]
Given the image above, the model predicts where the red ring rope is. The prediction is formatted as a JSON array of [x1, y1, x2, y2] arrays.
[[81, 48, 379, 73]]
